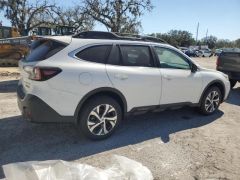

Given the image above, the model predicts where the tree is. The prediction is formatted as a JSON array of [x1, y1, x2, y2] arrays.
[[215, 39, 235, 48], [0, 0, 56, 35], [235, 39, 240, 48], [201, 35, 217, 49], [52, 6, 94, 32], [151, 30, 195, 47], [81, 0, 153, 33], [168, 30, 195, 47]]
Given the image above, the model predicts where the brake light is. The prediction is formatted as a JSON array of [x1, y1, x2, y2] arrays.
[[29, 67, 62, 81]]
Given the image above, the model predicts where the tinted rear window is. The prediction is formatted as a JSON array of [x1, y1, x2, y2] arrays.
[[24, 39, 67, 62], [75, 45, 111, 64]]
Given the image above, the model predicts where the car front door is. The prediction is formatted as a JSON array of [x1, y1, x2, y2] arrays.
[[153, 46, 202, 105], [106, 44, 162, 111]]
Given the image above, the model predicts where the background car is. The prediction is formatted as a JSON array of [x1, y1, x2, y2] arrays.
[[214, 49, 222, 56], [179, 47, 188, 54], [185, 49, 198, 57], [217, 48, 240, 88], [197, 49, 212, 57]]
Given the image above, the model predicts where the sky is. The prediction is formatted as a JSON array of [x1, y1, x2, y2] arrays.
[[0, 0, 239, 40]]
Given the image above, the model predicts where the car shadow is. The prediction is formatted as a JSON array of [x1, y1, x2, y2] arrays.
[[0, 80, 18, 93], [225, 87, 240, 106], [0, 108, 223, 178]]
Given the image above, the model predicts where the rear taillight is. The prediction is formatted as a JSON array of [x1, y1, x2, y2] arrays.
[[27, 67, 61, 81]]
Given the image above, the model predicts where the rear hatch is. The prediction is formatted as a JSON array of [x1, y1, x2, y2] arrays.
[[18, 36, 71, 91], [218, 51, 240, 72]]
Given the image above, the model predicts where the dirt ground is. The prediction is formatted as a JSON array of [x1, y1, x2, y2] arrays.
[[0, 56, 240, 180]]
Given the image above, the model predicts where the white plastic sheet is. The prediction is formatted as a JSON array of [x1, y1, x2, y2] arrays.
[[3, 155, 153, 180]]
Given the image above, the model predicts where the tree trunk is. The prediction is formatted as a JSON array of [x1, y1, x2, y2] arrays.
[[111, 26, 119, 32], [18, 24, 26, 36]]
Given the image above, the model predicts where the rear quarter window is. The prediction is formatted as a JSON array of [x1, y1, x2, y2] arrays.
[[75, 45, 112, 64]]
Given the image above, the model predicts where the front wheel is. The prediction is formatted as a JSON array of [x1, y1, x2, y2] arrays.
[[199, 87, 222, 115], [78, 96, 122, 140]]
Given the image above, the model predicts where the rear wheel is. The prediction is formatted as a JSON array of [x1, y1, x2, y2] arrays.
[[78, 96, 122, 140], [229, 79, 237, 88], [199, 87, 222, 115]]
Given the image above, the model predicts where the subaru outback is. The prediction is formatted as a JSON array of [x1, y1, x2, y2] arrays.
[[17, 31, 230, 139]]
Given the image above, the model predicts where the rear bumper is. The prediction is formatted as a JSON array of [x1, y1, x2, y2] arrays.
[[17, 84, 75, 123]]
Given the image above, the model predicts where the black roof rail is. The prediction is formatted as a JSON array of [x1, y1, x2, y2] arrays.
[[72, 31, 167, 44]]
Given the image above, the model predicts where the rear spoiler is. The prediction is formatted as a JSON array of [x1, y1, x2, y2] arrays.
[[33, 35, 72, 45]]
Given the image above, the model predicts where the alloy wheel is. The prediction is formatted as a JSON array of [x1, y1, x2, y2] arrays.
[[204, 91, 220, 113], [87, 104, 117, 135]]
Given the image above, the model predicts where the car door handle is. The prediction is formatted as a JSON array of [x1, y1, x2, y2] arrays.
[[163, 75, 172, 80], [114, 74, 128, 80]]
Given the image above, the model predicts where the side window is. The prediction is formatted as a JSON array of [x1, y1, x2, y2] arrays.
[[75, 45, 111, 64], [154, 47, 190, 69], [120, 45, 153, 67]]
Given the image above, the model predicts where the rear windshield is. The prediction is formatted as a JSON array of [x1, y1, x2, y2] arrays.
[[24, 39, 67, 62]]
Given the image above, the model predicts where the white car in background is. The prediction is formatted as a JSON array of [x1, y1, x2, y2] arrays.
[[197, 49, 212, 57], [17, 31, 230, 139]]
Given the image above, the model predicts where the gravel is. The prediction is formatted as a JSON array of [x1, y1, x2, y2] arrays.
[[0, 57, 239, 180]]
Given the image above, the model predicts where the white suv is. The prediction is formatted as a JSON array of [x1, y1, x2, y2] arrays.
[[17, 31, 230, 139]]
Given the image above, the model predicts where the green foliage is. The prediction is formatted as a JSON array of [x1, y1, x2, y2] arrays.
[[215, 39, 235, 48], [151, 31, 239, 49], [150, 30, 195, 47], [201, 35, 217, 49], [235, 39, 240, 48]]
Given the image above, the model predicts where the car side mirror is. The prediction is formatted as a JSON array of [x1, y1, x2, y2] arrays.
[[191, 63, 198, 73]]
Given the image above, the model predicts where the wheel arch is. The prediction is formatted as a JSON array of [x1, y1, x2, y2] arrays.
[[199, 80, 225, 104], [74, 87, 127, 123]]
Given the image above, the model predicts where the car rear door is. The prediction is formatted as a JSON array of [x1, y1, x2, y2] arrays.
[[106, 44, 162, 111]]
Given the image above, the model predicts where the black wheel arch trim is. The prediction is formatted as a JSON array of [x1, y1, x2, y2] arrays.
[[74, 87, 127, 123], [199, 79, 225, 104]]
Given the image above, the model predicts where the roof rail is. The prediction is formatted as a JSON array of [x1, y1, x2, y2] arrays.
[[72, 31, 167, 44]]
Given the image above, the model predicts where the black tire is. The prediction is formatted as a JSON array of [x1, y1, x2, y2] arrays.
[[78, 96, 122, 140], [199, 86, 222, 115], [229, 79, 237, 88]]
